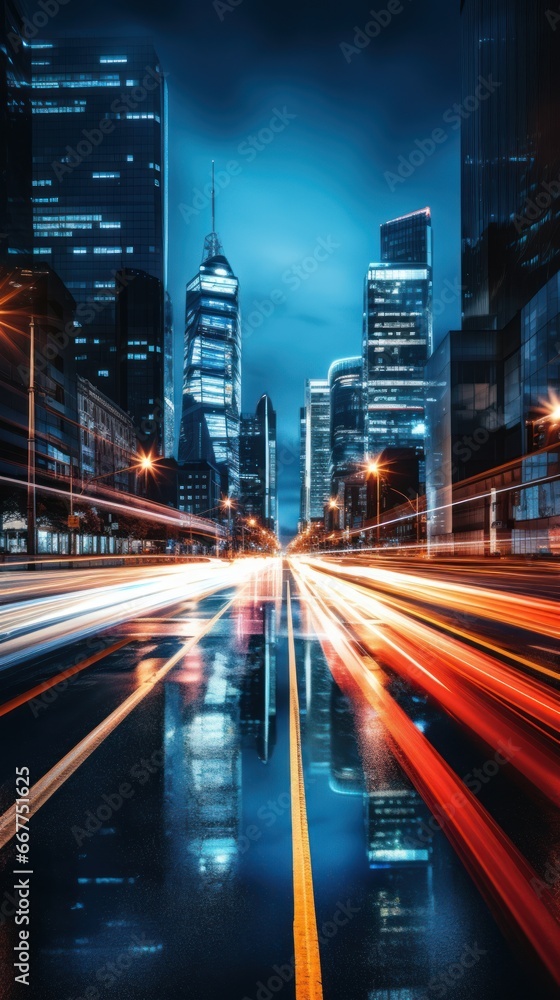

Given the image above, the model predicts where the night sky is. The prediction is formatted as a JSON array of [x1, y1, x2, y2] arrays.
[[49, 0, 462, 537]]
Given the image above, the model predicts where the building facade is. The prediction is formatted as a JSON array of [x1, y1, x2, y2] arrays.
[[328, 357, 363, 499], [163, 290, 174, 457], [178, 231, 241, 498], [363, 262, 432, 462], [0, 0, 33, 261], [424, 1, 560, 554], [31, 37, 168, 441], [115, 267, 165, 455], [298, 405, 307, 530], [239, 394, 277, 533], [461, 0, 560, 332], [177, 460, 221, 519], [0, 264, 79, 551], [364, 209, 432, 476], [380, 208, 432, 266], [302, 378, 331, 524], [77, 374, 137, 491]]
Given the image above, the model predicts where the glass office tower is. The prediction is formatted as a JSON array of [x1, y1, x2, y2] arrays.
[[461, 0, 560, 331], [363, 263, 432, 458], [299, 406, 307, 529], [163, 291, 174, 456], [31, 38, 169, 449], [302, 378, 331, 523], [239, 394, 277, 533], [0, 0, 33, 260], [178, 233, 241, 498], [328, 357, 363, 494], [115, 268, 164, 455], [380, 208, 432, 266]]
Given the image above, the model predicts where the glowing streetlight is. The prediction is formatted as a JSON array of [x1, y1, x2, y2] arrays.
[[364, 459, 383, 546], [80, 453, 157, 494], [221, 497, 235, 556]]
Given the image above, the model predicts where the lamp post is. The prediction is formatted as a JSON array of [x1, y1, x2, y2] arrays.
[[366, 462, 381, 548], [78, 455, 155, 554], [80, 454, 155, 494], [221, 497, 234, 557], [327, 498, 340, 535], [241, 517, 257, 554]]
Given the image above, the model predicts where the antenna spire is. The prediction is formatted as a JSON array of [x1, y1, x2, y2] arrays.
[[201, 160, 224, 262]]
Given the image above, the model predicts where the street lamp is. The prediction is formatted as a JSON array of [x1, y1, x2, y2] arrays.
[[366, 461, 382, 548], [240, 516, 258, 554], [80, 453, 155, 493], [221, 497, 234, 556]]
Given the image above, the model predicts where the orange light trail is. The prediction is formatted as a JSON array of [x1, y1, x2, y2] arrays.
[[293, 562, 560, 805], [307, 558, 560, 641], [290, 561, 560, 988]]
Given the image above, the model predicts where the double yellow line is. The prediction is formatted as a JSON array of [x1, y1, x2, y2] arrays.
[[287, 582, 323, 1000]]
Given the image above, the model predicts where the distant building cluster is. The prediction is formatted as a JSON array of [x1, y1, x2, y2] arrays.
[[300, 209, 431, 543], [297, 0, 560, 555]]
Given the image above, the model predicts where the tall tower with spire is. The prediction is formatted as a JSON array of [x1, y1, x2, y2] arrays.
[[178, 163, 241, 498]]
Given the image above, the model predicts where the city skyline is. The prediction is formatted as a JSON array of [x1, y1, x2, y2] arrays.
[[18, 0, 463, 535], [1, 5, 560, 1000]]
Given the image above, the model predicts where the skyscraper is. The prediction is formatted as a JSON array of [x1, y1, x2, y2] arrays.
[[163, 291, 175, 457], [115, 268, 164, 455], [31, 38, 168, 447], [299, 405, 307, 529], [239, 395, 277, 533], [425, 1, 560, 555], [302, 378, 331, 523], [364, 211, 432, 468], [461, 0, 560, 332], [0, 1, 33, 261], [363, 258, 432, 462], [178, 173, 241, 497], [328, 357, 363, 496], [380, 208, 432, 266]]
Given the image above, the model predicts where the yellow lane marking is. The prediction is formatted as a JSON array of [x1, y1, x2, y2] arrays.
[[0, 639, 130, 719], [0, 595, 236, 851], [287, 582, 323, 1000]]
